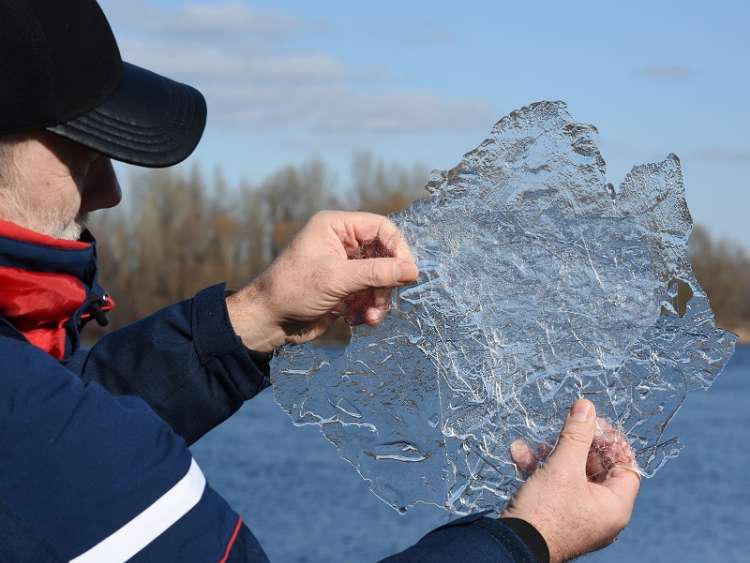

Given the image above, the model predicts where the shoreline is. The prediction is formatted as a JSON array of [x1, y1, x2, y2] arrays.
[[730, 327, 750, 345]]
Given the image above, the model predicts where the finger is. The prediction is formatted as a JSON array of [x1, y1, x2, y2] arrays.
[[341, 257, 417, 294], [341, 289, 374, 325], [285, 313, 338, 344], [586, 422, 611, 483], [596, 417, 614, 432], [364, 287, 392, 325], [342, 292, 367, 325], [310, 314, 338, 339], [595, 418, 637, 467], [510, 439, 539, 476], [375, 219, 416, 265], [586, 448, 609, 483], [547, 399, 596, 476], [613, 439, 637, 467], [601, 464, 641, 507], [327, 211, 418, 265], [330, 302, 345, 317], [343, 307, 365, 325], [537, 442, 552, 461], [371, 287, 392, 311], [364, 306, 386, 325]]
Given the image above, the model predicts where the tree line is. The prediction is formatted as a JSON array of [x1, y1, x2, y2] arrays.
[[89, 153, 427, 342], [690, 226, 750, 342], [88, 155, 750, 344]]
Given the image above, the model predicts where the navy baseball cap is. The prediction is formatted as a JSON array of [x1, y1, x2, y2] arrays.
[[0, 0, 207, 167]]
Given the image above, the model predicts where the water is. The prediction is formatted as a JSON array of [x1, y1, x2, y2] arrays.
[[192, 346, 750, 562]]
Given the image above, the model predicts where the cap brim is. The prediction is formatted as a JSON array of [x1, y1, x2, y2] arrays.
[[47, 62, 207, 168]]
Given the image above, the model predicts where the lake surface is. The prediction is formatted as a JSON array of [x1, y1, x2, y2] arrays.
[[192, 346, 750, 562]]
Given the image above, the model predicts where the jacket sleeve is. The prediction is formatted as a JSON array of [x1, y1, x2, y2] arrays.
[[77, 283, 270, 445], [381, 514, 549, 563]]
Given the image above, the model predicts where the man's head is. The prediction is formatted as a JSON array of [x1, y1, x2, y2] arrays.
[[0, 133, 121, 239], [0, 0, 207, 239]]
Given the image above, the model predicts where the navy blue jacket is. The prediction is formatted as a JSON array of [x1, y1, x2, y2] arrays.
[[0, 228, 546, 561]]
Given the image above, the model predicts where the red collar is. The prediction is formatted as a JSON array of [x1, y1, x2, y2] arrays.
[[0, 220, 113, 359], [0, 219, 91, 250]]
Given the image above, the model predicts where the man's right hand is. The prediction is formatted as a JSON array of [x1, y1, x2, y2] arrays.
[[503, 400, 641, 562], [227, 210, 419, 353]]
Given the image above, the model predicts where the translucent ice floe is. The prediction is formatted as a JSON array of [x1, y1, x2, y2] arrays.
[[271, 101, 736, 515]]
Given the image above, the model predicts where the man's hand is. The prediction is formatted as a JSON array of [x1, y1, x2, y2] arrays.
[[227, 210, 419, 352], [503, 400, 640, 562]]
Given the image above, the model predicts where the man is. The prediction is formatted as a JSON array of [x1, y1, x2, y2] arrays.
[[0, 1, 640, 561]]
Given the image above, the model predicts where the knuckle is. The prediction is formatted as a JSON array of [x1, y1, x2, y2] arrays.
[[560, 428, 591, 446], [312, 210, 333, 222], [366, 261, 384, 286], [380, 217, 399, 235]]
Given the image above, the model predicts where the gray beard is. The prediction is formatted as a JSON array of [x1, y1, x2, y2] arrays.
[[53, 213, 88, 241], [0, 186, 89, 241]]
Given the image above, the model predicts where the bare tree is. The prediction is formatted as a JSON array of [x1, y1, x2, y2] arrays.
[[690, 226, 750, 340], [89, 152, 427, 341]]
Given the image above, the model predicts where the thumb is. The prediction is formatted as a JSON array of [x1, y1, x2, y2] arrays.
[[341, 257, 418, 294], [547, 399, 596, 475]]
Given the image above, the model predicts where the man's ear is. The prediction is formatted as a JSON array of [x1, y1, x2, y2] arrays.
[[0, 133, 28, 183]]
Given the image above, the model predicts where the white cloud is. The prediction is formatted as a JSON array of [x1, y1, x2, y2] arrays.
[[147, 2, 316, 36], [100, 0, 316, 36], [100, 1, 493, 138], [633, 66, 694, 79], [694, 149, 750, 163], [122, 39, 347, 82]]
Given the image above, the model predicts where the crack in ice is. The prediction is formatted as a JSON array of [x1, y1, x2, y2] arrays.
[[272, 101, 736, 515]]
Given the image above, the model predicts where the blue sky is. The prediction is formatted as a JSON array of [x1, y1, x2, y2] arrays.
[[100, 0, 750, 245]]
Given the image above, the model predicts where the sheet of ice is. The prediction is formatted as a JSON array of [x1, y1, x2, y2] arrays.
[[271, 101, 737, 515]]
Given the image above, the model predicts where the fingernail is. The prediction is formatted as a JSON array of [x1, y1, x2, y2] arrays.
[[510, 440, 528, 459], [367, 308, 385, 325], [571, 400, 593, 422]]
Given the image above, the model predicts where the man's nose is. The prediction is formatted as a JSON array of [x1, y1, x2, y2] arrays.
[[80, 157, 122, 213]]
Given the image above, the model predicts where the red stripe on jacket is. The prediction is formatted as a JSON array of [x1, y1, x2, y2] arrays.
[[219, 516, 244, 563]]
